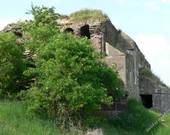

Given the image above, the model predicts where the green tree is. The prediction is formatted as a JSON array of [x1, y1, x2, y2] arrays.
[[28, 5, 60, 26], [23, 6, 123, 127], [0, 32, 25, 96]]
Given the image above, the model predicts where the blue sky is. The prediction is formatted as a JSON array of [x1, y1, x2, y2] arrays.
[[1, 0, 170, 86]]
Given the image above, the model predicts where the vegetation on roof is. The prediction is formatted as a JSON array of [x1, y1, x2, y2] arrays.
[[139, 68, 169, 88], [69, 9, 108, 22]]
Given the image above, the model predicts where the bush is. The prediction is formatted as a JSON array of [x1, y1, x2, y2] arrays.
[[113, 99, 159, 132], [21, 6, 123, 128], [29, 5, 60, 26], [0, 32, 25, 97], [24, 31, 123, 125]]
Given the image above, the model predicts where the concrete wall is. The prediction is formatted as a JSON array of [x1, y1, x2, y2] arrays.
[[58, 18, 170, 112], [105, 42, 126, 85], [60, 20, 150, 99], [153, 93, 170, 113], [139, 76, 170, 112]]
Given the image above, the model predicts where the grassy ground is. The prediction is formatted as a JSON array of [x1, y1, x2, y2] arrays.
[[0, 100, 64, 135], [0, 100, 170, 135]]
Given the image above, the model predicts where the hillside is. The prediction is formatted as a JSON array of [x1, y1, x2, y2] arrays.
[[1, 100, 170, 135]]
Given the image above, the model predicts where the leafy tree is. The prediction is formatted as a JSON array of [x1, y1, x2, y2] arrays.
[[0, 32, 25, 96], [22, 6, 123, 127], [23, 5, 60, 53], [28, 5, 60, 26]]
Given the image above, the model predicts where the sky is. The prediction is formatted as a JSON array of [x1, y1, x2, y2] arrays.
[[1, 0, 170, 86]]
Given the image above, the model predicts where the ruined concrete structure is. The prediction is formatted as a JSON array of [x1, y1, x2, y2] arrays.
[[57, 17, 170, 113], [2, 13, 170, 113]]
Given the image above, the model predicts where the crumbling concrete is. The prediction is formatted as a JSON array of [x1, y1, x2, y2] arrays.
[[58, 16, 170, 112]]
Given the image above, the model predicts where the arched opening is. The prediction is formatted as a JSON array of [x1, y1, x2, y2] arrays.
[[64, 28, 74, 34], [140, 94, 153, 108], [80, 25, 90, 39], [14, 31, 22, 38]]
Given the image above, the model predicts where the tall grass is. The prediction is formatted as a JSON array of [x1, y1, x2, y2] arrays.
[[1, 100, 170, 135], [154, 114, 170, 135], [0, 100, 63, 135], [109, 99, 160, 135]]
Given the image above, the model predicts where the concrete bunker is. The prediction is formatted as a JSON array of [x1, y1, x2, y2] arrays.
[[140, 94, 153, 108], [56, 16, 170, 113], [80, 24, 90, 39], [64, 28, 74, 34]]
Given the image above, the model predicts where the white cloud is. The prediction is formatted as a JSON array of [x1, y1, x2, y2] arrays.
[[135, 33, 170, 86], [0, 19, 15, 31]]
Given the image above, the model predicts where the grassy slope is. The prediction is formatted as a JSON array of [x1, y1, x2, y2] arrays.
[[0, 100, 170, 135], [0, 100, 63, 135], [101, 123, 143, 135]]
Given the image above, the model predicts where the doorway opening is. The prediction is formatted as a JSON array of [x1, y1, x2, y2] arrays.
[[64, 28, 74, 34], [14, 31, 22, 38], [80, 25, 90, 39], [140, 94, 153, 108]]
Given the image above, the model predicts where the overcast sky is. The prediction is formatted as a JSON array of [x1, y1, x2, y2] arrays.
[[1, 0, 170, 86]]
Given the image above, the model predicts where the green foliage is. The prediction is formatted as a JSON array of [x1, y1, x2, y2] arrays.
[[23, 6, 60, 51], [0, 6, 123, 129], [21, 6, 123, 128], [0, 32, 25, 96], [24, 24, 59, 53], [24, 31, 123, 126], [1, 100, 170, 135], [28, 5, 60, 26], [70, 9, 108, 22], [113, 99, 158, 133]]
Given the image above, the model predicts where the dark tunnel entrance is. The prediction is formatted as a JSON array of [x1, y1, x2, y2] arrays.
[[14, 31, 22, 38], [64, 28, 74, 34], [140, 94, 153, 108], [80, 25, 90, 39]]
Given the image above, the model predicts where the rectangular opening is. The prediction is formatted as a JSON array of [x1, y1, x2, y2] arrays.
[[140, 94, 153, 108]]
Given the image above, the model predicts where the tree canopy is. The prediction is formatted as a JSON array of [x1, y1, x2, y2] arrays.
[[0, 32, 25, 96], [0, 6, 123, 128]]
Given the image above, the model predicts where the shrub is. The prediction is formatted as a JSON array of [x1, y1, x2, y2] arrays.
[[24, 31, 123, 125], [0, 32, 25, 96], [28, 5, 60, 26], [21, 6, 123, 128], [113, 99, 159, 132]]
